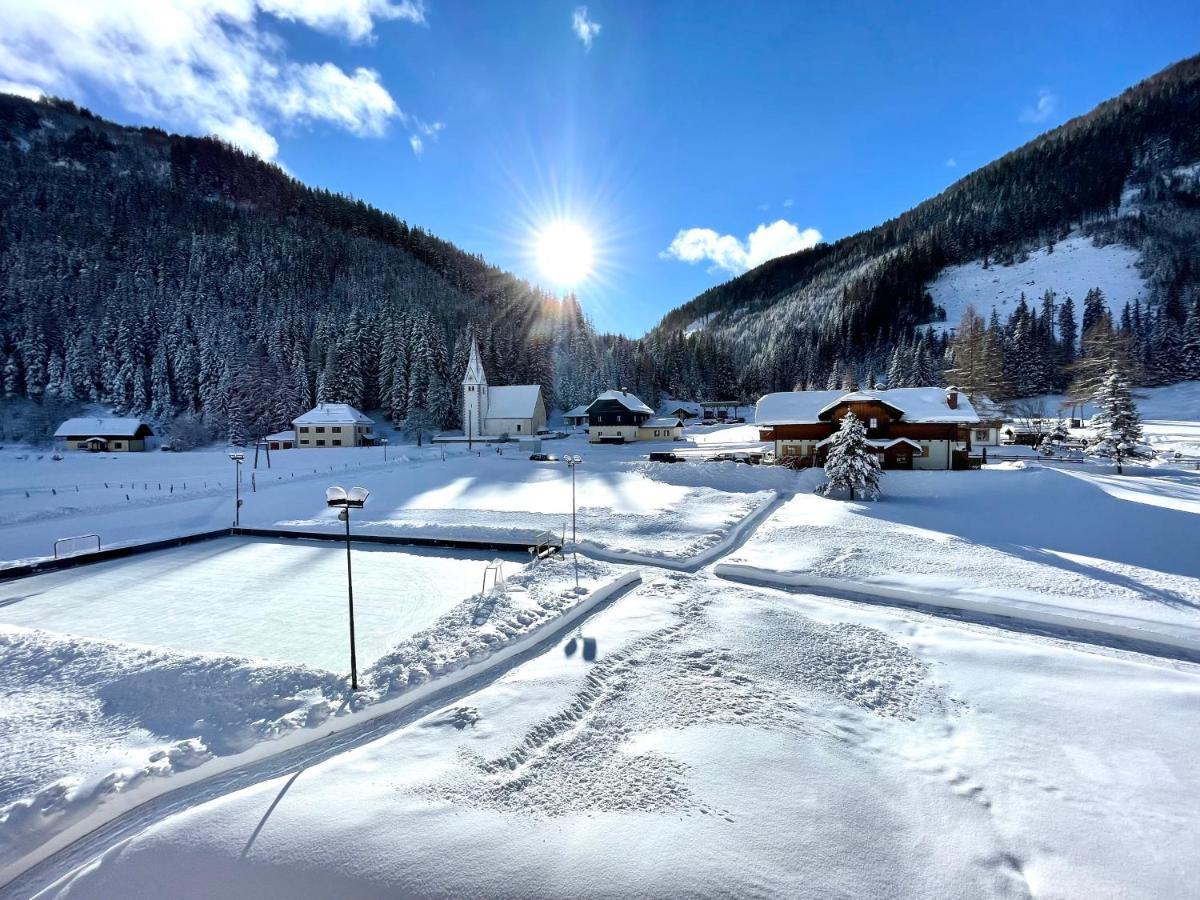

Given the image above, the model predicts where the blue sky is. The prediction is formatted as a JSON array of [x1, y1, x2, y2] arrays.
[[2, 1, 1199, 335]]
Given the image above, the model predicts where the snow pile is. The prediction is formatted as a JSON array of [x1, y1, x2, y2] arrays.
[[0, 555, 639, 884], [924, 233, 1146, 333]]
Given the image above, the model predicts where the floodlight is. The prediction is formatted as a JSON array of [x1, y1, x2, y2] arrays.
[[326, 485, 348, 506]]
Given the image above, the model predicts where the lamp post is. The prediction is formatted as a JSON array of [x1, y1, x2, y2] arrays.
[[229, 452, 245, 527], [326, 485, 369, 691], [564, 455, 583, 589], [381, 437, 389, 463]]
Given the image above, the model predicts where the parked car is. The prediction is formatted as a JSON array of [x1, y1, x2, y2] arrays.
[[706, 451, 757, 464], [648, 451, 684, 463], [529, 453, 559, 462]]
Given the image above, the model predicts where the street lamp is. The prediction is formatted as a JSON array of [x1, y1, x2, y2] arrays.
[[229, 452, 245, 527], [327, 485, 369, 691], [381, 437, 389, 462], [564, 455, 583, 589]]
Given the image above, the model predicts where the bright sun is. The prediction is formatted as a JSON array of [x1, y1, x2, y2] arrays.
[[535, 219, 594, 287]]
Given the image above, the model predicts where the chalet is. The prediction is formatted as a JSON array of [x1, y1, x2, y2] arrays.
[[756, 386, 981, 470], [587, 390, 655, 443], [661, 399, 702, 420], [968, 394, 1005, 447], [462, 340, 547, 438], [54, 417, 154, 452], [562, 405, 591, 429], [293, 404, 377, 448]]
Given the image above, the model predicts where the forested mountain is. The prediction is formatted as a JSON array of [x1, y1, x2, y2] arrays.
[[0, 93, 611, 443], [639, 54, 1200, 405]]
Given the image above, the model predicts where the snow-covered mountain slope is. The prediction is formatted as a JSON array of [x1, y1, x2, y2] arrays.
[[923, 233, 1147, 332]]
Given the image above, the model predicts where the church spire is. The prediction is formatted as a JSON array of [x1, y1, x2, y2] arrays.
[[463, 338, 487, 385]]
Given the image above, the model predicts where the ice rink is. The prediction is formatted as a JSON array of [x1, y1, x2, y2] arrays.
[[0, 537, 523, 671]]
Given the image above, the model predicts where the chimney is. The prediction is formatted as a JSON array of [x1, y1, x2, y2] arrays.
[[946, 386, 959, 410]]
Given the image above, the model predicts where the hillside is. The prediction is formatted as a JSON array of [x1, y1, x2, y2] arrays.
[[645, 54, 1200, 402], [0, 94, 607, 443]]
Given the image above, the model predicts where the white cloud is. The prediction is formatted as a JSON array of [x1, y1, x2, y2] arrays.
[[0, 0, 428, 160], [572, 6, 601, 50], [409, 134, 424, 156], [662, 219, 823, 275], [259, 0, 424, 41], [945, 157, 957, 168], [782, 198, 794, 208], [1019, 88, 1058, 124]]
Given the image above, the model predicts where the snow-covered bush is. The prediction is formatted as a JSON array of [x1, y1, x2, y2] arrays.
[[817, 412, 882, 501]]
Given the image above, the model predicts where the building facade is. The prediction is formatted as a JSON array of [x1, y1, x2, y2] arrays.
[[292, 404, 376, 448], [756, 387, 981, 470], [587, 390, 656, 443]]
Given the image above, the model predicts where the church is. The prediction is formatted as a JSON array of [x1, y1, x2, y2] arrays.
[[462, 339, 548, 439]]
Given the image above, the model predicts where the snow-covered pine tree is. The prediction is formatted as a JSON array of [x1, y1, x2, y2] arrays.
[[817, 411, 882, 501], [1087, 370, 1144, 474]]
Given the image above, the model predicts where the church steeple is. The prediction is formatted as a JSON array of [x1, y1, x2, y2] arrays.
[[463, 338, 487, 386]]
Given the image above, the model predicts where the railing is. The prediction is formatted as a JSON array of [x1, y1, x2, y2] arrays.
[[480, 560, 506, 596], [528, 530, 556, 562], [53, 534, 101, 559]]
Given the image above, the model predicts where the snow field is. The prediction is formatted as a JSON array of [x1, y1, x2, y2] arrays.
[[924, 232, 1146, 333], [35, 570, 1200, 898], [725, 466, 1200, 648], [0, 554, 641, 886]]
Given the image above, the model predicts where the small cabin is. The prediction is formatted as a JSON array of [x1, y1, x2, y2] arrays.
[[54, 417, 154, 452], [264, 431, 296, 450]]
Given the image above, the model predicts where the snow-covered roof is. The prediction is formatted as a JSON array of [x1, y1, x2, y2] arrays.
[[292, 404, 374, 426], [756, 388, 979, 425], [661, 399, 702, 416], [264, 430, 295, 442], [562, 405, 590, 419], [588, 390, 654, 415], [644, 417, 683, 428], [487, 385, 543, 419], [55, 417, 150, 438]]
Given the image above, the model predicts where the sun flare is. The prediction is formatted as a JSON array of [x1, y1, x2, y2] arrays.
[[535, 219, 594, 287]]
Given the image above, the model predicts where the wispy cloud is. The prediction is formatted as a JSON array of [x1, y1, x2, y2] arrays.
[[662, 220, 823, 275], [782, 198, 794, 208], [944, 157, 957, 168], [0, 1, 431, 161], [572, 6, 601, 51], [408, 118, 443, 156], [1019, 88, 1058, 124]]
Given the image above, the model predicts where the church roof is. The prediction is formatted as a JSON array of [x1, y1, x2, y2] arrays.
[[488, 385, 543, 419], [463, 339, 487, 385]]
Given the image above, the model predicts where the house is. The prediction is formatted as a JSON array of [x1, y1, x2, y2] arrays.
[[968, 394, 1004, 447], [292, 404, 376, 448], [562, 405, 591, 429], [587, 390, 656, 443], [660, 399, 702, 420], [462, 340, 547, 438], [755, 386, 981, 470], [699, 400, 745, 421], [638, 416, 684, 441], [263, 431, 295, 450], [54, 417, 154, 452]]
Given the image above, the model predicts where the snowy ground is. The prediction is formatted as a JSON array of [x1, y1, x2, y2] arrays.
[[726, 466, 1200, 650], [28, 571, 1200, 899], [5, 417, 1200, 896], [924, 232, 1147, 333], [0, 434, 780, 567]]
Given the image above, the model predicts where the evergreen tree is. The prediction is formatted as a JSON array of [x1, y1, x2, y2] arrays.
[[817, 412, 882, 501], [1087, 370, 1144, 474]]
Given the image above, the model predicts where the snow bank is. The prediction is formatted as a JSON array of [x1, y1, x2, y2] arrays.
[[0, 557, 641, 886]]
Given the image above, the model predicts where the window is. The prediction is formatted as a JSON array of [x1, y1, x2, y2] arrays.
[[332, 439, 342, 446], [869, 418, 878, 429], [316, 440, 325, 446], [315, 426, 325, 433], [517, 424, 522, 432], [300, 439, 310, 445], [974, 429, 990, 442], [331, 426, 342, 433], [299, 426, 309, 434]]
